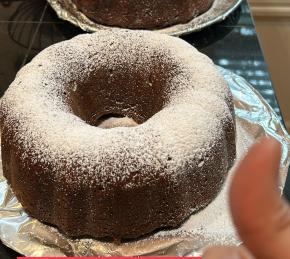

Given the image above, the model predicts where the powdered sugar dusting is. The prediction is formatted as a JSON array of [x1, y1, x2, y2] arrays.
[[1, 29, 233, 193]]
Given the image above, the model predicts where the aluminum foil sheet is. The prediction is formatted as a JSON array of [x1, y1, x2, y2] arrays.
[[47, 0, 243, 36], [0, 68, 289, 257]]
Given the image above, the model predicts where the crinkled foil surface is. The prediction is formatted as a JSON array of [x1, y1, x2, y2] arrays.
[[47, 0, 242, 36], [0, 68, 289, 256]]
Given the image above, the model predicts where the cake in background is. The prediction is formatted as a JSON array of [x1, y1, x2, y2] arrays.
[[72, 0, 214, 29]]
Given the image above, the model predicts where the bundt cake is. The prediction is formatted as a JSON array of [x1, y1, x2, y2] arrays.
[[71, 0, 214, 29], [0, 29, 236, 240]]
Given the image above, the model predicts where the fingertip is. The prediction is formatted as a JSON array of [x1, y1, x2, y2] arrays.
[[258, 136, 282, 158], [230, 136, 282, 207], [229, 136, 284, 251]]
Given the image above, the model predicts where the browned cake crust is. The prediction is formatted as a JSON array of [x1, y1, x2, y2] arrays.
[[71, 0, 214, 29], [0, 30, 235, 240]]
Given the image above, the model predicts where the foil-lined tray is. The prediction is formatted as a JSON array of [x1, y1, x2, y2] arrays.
[[47, 0, 243, 36], [0, 68, 289, 257]]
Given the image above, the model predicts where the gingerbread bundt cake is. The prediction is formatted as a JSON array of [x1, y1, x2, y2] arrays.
[[71, 0, 214, 29], [0, 30, 235, 239]]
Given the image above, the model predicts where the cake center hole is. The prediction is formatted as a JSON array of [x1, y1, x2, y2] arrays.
[[96, 114, 138, 129]]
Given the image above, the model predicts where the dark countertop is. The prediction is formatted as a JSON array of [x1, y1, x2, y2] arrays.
[[0, 0, 289, 257]]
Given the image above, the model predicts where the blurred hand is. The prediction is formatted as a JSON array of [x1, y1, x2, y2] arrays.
[[203, 137, 290, 259]]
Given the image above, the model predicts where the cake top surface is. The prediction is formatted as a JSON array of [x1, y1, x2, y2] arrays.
[[0, 29, 232, 189]]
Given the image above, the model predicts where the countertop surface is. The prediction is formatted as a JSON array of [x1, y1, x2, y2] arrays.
[[0, 0, 289, 257]]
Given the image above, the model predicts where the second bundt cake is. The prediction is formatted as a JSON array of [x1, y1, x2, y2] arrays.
[[71, 0, 214, 29]]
